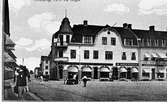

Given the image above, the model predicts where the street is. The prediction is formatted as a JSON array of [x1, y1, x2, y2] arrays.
[[28, 77, 167, 101]]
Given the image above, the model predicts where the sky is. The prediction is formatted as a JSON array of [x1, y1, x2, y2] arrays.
[[3, 0, 167, 71]]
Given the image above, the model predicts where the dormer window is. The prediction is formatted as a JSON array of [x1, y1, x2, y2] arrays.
[[162, 40, 166, 47], [124, 38, 133, 46], [66, 35, 70, 43], [155, 40, 158, 46], [83, 36, 92, 44]]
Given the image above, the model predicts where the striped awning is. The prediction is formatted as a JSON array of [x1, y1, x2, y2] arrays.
[[144, 53, 150, 58], [4, 51, 15, 63], [142, 69, 151, 73], [68, 67, 78, 73], [100, 67, 110, 72], [131, 67, 138, 73], [120, 67, 127, 73], [157, 53, 167, 59], [151, 53, 158, 58], [157, 69, 165, 73], [82, 67, 92, 72]]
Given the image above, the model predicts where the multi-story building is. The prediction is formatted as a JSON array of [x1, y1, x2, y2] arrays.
[[40, 56, 50, 78], [49, 16, 167, 81]]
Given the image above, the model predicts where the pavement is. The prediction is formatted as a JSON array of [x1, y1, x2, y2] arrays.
[[4, 77, 167, 101], [3, 79, 42, 101]]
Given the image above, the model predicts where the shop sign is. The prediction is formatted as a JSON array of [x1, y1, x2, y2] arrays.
[[116, 63, 139, 66]]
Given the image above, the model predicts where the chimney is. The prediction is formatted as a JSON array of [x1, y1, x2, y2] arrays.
[[128, 24, 132, 29], [83, 20, 88, 26], [149, 25, 155, 31], [123, 23, 128, 28]]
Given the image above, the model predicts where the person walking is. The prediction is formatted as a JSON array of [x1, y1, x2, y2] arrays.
[[14, 66, 30, 100], [82, 76, 88, 87]]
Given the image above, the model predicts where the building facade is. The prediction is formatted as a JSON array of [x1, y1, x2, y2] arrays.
[[40, 56, 50, 78], [49, 17, 167, 81]]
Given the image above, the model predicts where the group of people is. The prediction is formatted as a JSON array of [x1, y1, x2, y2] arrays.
[[13, 66, 30, 100]]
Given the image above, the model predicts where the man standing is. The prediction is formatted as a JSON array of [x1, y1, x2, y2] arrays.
[[14, 66, 30, 100], [82, 76, 87, 87]]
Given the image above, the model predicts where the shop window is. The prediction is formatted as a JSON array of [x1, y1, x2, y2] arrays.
[[105, 51, 113, 60], [70, 50, 76, 59], [93, 50, 98, 59], [157, 73, 164, 78], [84, 50, 89, 59], [45, 66, 48, 69], [102, 37, 107, 45], [82, 72, 92, 78], [83, 36, 92, 44], [131, 52, 136, 60], [142, 73, 150, 77], [100, 72, 109, 78], [111, 37, 116, 45], [151, 57, 156, 61], [122, 52, 126, 60], [144, 57, 149, 61]]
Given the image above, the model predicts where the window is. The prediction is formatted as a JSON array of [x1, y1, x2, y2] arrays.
[[71, 50, 76, 59], [83, 36, 92, 44], [84, 50, 89, 59], [144, 57, 149, 61], [105, 51, 113, 60], [131, 52, 136, 60], [93, 50, 98, 59], [102, 37, 107, 45], [125, 39, 133, 46], [122, 52, 126, 60], [45, 60, 48, 64], [45, 72, 48, 75], [157, 73, 164, 78], [59, 35, 63, 45], [45, 66, 48, 69], [111, 37, 116, 45], [66, 35, 70, 43]]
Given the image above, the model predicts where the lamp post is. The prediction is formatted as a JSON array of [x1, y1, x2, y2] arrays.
[[137, 38, 142, 80]]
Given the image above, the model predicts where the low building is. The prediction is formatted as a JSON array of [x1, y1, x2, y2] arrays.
[[40, 56, 50, 78]]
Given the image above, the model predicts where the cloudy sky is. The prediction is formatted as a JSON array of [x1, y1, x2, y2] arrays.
[[4, 0, 167, 70]]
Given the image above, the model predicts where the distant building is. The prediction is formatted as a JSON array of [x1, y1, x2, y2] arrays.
[[34, 67, 42, 78], [40, 56, 50, 78], [49, 17, 167, 81]]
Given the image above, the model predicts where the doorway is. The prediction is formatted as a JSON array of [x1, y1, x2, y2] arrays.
[[152, 68, 155, 80], [112, 67, 118, 80], [59, 65, 63, 79], [94, 67, 98, 79]]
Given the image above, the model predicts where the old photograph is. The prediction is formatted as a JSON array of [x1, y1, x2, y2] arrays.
[[2, 0, 167, 101]]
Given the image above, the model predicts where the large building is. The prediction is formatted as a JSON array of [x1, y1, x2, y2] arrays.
[[49, 16, 167, 81]]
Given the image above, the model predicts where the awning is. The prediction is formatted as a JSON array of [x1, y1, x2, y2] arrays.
[[157, 70, 165, 73], [157, 53, 167, 59], [120, 67, 127, 73], [142, 69, 151, 73], [68, 67, 78, 73], [144, 53, 150, 58], [100, 67, 110, 72], [4, 52, 16, 63], [131, 67, 138, 73], [82, 67, 92, 72], [151, 53, 158, 58], [5, 33, 15, 45]]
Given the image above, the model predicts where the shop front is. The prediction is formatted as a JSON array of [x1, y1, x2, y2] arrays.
[[66, 66, 79, 84], [119, 67, 127, 79], [99, 67, 110, 81], [142, 68, 152, 80], [81, 66, 92, 80]]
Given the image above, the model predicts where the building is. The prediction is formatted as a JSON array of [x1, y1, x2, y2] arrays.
[[40, 56, 50, 78], [34, 67, 42, 78], [3, 0, 17, 80], [49, 16, 167, 81]]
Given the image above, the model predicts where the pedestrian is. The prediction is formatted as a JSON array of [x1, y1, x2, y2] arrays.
[[82, 76, 87, 87], [14, 66, 30, 100]]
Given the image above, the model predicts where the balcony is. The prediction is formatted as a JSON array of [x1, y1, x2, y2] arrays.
[[54, 57, 68, 62], [54, 42, 68, 48]]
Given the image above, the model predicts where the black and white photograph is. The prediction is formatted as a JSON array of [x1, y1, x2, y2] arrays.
[[2, 0, 167, 101]]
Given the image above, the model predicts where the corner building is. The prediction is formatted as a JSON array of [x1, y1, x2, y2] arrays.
[[49, 17, 167, 81]]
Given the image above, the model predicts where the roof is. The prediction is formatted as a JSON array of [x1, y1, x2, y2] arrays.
[[71, 24, 138, 45], [132, 29, 167, 40]]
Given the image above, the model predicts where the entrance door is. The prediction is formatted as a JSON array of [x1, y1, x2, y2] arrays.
[[152, 68, 155, 80], [112, 67, 118, 80], [127, 68, 131, 79], [94, 67, 98, 79], [59, 65, 63, 79]]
